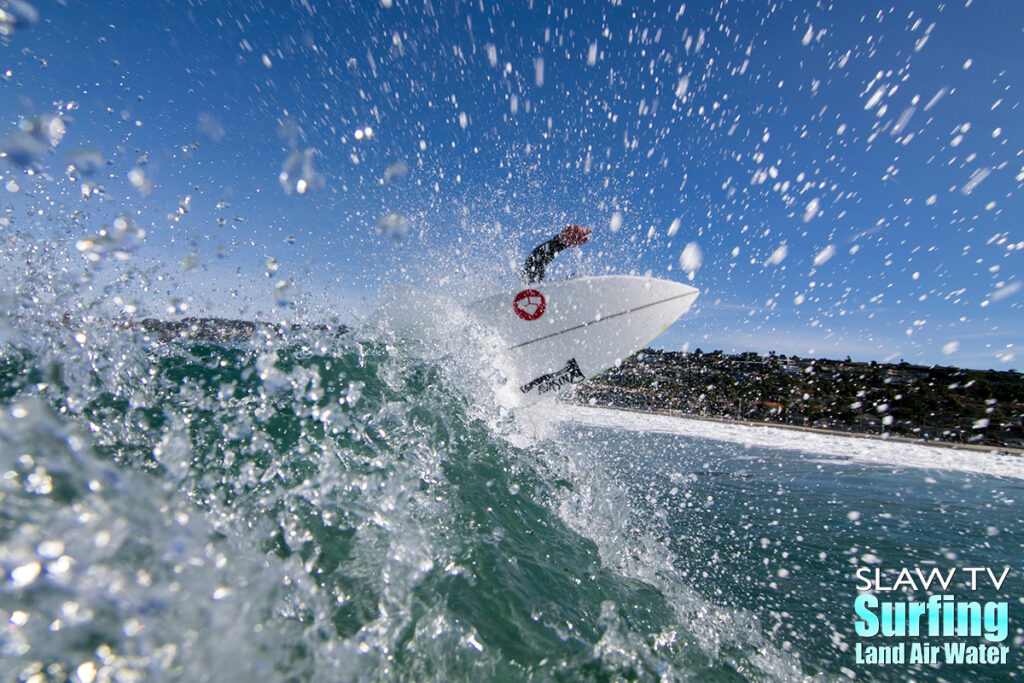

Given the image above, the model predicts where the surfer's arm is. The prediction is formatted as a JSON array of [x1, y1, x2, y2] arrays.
[[521, 225, 592, 283], [522, 237, 567, 283]]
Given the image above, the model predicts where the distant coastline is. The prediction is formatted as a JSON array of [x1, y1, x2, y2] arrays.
[[56, 315, 350, 343], [569, 349, 1024, 452]]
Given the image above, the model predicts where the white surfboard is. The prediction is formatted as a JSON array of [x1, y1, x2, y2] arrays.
[[466, 275, 699, 400]]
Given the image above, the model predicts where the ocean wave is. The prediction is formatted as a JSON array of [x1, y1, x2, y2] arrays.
[[0, 321, 806, 680]]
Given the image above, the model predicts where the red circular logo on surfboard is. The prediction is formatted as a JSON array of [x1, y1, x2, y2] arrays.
[[513, 289, 546, 321]]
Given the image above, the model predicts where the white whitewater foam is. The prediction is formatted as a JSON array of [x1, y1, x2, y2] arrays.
[[550, 404, 1024, 480]]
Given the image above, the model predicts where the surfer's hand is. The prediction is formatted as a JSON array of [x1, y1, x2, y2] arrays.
[[559, 224, 592, 248]]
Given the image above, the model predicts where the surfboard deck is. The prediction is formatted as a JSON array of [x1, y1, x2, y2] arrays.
[[466, 275, 699, 400]]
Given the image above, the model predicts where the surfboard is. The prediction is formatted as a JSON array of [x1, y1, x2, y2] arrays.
[[466, 275, 699, 400]]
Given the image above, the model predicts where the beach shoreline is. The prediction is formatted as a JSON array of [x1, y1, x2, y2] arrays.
[[570, 401, 1024, 457]]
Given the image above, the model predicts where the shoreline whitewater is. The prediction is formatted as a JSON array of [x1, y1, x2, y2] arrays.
[[564, 400, 1024, 457]]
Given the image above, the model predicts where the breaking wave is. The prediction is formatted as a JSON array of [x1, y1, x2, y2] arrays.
[[0, 314, 804, 681]]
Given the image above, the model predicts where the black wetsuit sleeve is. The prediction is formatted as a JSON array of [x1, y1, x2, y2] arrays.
[[521, 236, 567, 283]]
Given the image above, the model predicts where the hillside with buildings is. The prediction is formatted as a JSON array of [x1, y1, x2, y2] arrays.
[[570, 349, 1024, 450]]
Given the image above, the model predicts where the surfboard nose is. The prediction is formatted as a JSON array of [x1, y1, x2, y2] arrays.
[[644, 277, 700, 310]]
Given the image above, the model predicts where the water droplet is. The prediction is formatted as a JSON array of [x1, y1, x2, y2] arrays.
[[378, 211, 409, 241], [765, 244, 788, 266], [0, 114, 65, 169], [679, 242, 702, 276], [278, 148, 323, 195], [812, 245, 835, 266], [76, 216, 146, 261], [609, 211, 623, 232], [11, 561, 41, 587], [384, 159, 408, 182], [0, 0, 39, 34]]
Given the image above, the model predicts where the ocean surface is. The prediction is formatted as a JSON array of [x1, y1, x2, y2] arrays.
[[1, 324, 1022, 682]]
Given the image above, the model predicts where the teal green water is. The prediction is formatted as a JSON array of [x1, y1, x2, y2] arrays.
[[1, 325, 1021, 681]]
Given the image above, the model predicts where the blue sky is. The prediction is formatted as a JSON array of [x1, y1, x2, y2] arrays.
[[1, 0, 1021, 369]]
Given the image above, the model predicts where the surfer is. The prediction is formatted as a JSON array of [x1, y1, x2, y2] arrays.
[[521, 224, 593, 283]]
